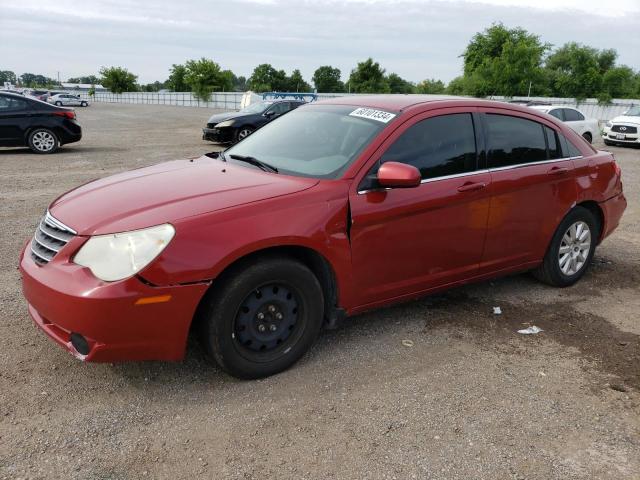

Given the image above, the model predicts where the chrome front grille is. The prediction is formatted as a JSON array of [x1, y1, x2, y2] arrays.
[[30, 211, 77, 265]]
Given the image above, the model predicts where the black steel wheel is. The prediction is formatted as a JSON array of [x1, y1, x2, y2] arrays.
[[198, 256, 324, 379]]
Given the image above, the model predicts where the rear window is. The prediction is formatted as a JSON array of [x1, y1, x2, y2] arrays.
[[563, 109, 585, 121], [486, 114, 547, 168]]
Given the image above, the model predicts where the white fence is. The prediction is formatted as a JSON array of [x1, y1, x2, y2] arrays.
[[77, 91, 247, 110], [79, 91, 638, 121]]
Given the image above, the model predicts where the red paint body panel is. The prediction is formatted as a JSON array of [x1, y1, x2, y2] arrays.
[[19, 96, 627, 362]]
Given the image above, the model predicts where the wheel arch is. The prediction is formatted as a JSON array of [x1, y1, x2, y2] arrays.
[[576, 200, 604, 242], [191, 245, 340, 333]]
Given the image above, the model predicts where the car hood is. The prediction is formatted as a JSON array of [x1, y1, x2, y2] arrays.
[[49, 156, 318, 235], [610, 115, 640, 125], [207, 111, 257, 124]]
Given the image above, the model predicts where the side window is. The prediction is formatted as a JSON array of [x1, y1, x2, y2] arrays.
[[545, 126, 562, 159], [0, 96, 26, 111], [563, 109, 584, 121], [380, 113, 477, 180], [548, 109, 564, 121], [270, 103, 289, 115], [486, 114, 547, 168]]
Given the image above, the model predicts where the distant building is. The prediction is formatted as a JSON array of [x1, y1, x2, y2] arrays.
[[60, 83, 107, 92]]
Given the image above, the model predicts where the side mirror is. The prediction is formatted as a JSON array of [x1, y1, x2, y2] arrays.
[[264, 110, 276, 118], [377, 162, 421, 188]]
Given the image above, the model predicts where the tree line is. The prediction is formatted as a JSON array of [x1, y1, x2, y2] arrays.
[[2, 24, 639, 103]]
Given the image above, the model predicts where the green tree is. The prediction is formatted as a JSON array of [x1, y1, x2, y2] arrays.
[[347, 58, 390, 93], [446, 77, 467, 95], [234, 75, 247, 91], [19, 73, 57, 87], [166, 64, 188, 92], [247, 64, 288, 92], [312, 66, 344, 92], [545, 43, 604, 99], [183, 58, 233, 101], [99, 66, 137, 93], [67, 75, 100, 84], [601, 66, 636, 99], [386, 73, 415, 93], [462, 23, 550, 97], [285, 69, 311, 92], [416, 78, 446, 94], [0, 70, 17, 84]]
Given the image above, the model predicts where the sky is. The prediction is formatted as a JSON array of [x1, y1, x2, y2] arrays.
[[1, 0, 639, 85]]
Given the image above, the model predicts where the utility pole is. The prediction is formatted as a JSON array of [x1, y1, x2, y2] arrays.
[[527, 81, 532, 99]]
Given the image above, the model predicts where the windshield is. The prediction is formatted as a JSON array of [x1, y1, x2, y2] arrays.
[[624, 106, 640, 116], [240, 101, 273, 114], [225, 104, 393, 178]]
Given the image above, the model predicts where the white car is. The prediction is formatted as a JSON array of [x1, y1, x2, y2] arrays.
[[602, 106, 640, 147], [47, 93, 89, 107], [529, 105, 599, 144]]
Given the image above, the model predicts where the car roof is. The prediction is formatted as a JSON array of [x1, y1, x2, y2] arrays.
[[530, 105, 579, 111], [0, 91, 29, 99]]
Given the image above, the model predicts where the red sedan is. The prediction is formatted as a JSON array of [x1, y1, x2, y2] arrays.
[[20, 96, 626, 378]]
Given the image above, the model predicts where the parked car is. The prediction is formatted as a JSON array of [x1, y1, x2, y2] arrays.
[[202, 100, 304, 144], [602, 106, 640, 147], [0, 91, 82, 153], [48, 93, 89, 107], [20, 96, 625, 378], [529, 105, 599, 143], [28, 89, 50, 101]]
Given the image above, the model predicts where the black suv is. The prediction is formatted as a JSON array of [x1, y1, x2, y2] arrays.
[[0, 92, 82, 154], [203, 100, 304, 144]]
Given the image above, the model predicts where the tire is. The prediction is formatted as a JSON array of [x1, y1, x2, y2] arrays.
[[27, 128, 59, 154], [54, 101, 62, 106], [81, 101, 88, 107], [198, 256, 324, 379], [582, 132, 592, 143], [532, 206, 598, 287], [234, 127, 254, 143]]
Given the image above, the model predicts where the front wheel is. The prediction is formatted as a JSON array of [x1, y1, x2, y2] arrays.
[[198, 256, 324, 379], [234, 127, 254, 143], [604, 139, 614, 146], [28, 128, 59, 154], [54, 101, 62, 106], [532, 206, 598, 287], [582, 132, 592, 143], [80, 101, 88, 107]]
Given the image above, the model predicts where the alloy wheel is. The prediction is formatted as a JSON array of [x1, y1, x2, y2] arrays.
[[238, 129, 253, 140], [558, 221, 591, 276], [31, 131, 56, 152]]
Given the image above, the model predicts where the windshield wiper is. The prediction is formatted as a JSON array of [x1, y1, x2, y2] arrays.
[[229, 154, 278, 173]]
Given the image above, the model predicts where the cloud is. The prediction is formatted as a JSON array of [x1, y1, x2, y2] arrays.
[[1, 0, 638, 84]]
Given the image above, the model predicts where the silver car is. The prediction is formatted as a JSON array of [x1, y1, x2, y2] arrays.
[[48, 93, 89, 107]]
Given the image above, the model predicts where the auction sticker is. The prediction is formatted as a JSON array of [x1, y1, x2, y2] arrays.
[[349, 107, 396, 123]]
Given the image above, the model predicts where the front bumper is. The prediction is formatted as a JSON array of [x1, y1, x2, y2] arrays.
[[19, 241, 209, 362], [602, 128, 639, 144], [202, 127, 234, 143]]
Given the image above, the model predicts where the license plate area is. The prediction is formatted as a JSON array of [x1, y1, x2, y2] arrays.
[[616, 134, 626, 140]]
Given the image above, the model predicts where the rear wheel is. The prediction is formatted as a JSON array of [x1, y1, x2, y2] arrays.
[[532, 206, 598, 287], [80, 101, 88, 107], [54, 101, 62, 106], [28, 128, 59, 154], [582, 132, 592, 143], [199, 256, 324, 379]]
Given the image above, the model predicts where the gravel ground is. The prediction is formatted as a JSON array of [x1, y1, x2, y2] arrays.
[[0, 103, 638, 480]]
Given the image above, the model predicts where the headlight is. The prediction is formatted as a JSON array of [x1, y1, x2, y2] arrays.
[[605, 121, 612, 128], [215, 120, 235, 128], [74, 224, 175, 282]]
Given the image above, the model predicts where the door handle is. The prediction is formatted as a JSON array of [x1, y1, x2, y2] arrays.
[[547, 166, 569, 175], [457, 182, 486, 192]]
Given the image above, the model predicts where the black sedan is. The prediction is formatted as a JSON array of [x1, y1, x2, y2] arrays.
[[0, 91, 82, 154], [203, 100, 304, 144]]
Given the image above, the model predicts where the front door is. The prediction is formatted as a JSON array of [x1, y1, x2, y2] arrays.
[[0, 95, 29, 146], [349, 110, 491, 307]]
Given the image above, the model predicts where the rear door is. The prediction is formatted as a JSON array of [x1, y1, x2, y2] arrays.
[[349, 109, 491, 306], [479, 110, 578, 274]]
